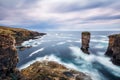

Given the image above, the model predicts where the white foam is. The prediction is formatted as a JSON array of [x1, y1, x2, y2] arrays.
[[91, 39, 108, 44], [19, 55, 61, 70], [29, 48, 44, 57], [94, 44, 105, 49], [69, 46, 108, 80], [96, 56, 120, 77], [74, 40, 81, 43], [69, 46, 96, 62], [21, 39, 41, 47], [56, 42, 66, 45], [97, 52, 104, 56], [66, 40, 72, 42]]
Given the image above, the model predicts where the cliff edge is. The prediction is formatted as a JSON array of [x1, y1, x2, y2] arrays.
[[0, 34, 26, 80], [0, 26, 46, 45], [105, 34, 120, 66]]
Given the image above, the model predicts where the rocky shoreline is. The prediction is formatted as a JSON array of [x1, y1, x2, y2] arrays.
[[0, 26, 46, 45], [0, 26, 120, 79], [21, 61, 92, 80], [0, 27, 92, 80]]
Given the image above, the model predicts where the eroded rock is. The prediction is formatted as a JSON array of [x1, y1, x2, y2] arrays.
[[21, 61, 92, 80], [0, 34, 26, 80], [105, 34, 120, 66], [81, 32, 91, 54]]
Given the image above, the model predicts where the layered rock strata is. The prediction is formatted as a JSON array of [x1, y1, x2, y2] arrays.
[[105, 34, 120, 66], [0, 34, 26, 80], [81, 32, 91, 54], [0, 26, 46, 45], [21, 61, 92, 80]]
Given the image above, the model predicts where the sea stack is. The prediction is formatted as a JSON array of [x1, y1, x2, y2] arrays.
[[0, 34, 25, 79], [81, 32, 91, 54], [105, 34, 120, 66]]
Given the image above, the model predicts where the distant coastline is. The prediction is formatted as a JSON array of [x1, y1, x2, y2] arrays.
[[0, 26, 46, 45]]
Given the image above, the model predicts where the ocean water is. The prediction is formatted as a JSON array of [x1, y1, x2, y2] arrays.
[[17, 31, 120, 80]]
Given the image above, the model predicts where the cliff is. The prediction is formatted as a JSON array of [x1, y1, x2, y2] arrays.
[[105, 34, 120, 66], [0, 26, 46, 45], [0, 34, 26, 80], [81, 32, 91, 54], [21, 61, 92, 80], [0, 28, 92, 80]]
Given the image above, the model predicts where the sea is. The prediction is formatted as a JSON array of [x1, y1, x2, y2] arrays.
[[17, 31, 120, 80]]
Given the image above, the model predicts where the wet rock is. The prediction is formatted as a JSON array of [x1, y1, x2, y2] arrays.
[[81, 32, 91, 54], [105, 34, 120, 66], [0, 34, 26, 80], [21, 61, 92, 80]]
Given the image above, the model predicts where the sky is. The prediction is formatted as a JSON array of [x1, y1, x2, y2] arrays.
[[0, 0, 120, 31]]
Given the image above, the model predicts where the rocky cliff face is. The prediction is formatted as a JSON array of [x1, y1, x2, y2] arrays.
[[105, 34, 120, 66], [0, 26, 46, 45], [105, 35, 115, 56], [21, 61, 92, 80], [81, 32, 91, 54], [0, 29, 92, 80], [0, 34, 25, 80]]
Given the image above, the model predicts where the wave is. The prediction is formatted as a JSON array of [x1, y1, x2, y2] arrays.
[[94, 44, 105, 49], [91, 39, 108, 44], [69, 46, 120, 80], [29, 48, 44, 57], [56, 42, 66, 45], [66, 40, 73, 42], [21, 39, 42, 47], [96, 56, 120, 77]]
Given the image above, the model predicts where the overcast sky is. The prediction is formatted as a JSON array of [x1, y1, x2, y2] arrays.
[[0, 0, 120, 31]]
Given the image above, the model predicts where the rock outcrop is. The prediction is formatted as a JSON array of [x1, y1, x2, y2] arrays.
[[0, 27, 92, 80], [81, 32, 91, 54], [21, 61, 92, 80], [105, 34, 120, 66], [0, 26, 46, 45], [0, 34, 26, 80]]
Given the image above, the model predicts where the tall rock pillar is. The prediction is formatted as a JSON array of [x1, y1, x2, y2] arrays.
[[81, 32, 91, 54]]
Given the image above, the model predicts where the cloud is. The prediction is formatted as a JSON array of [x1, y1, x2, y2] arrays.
[[0, 0, 120, 31], [87, 15, 120, 21]]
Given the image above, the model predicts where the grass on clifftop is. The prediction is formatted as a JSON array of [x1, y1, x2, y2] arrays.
[[0, 26, 45, 44]]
